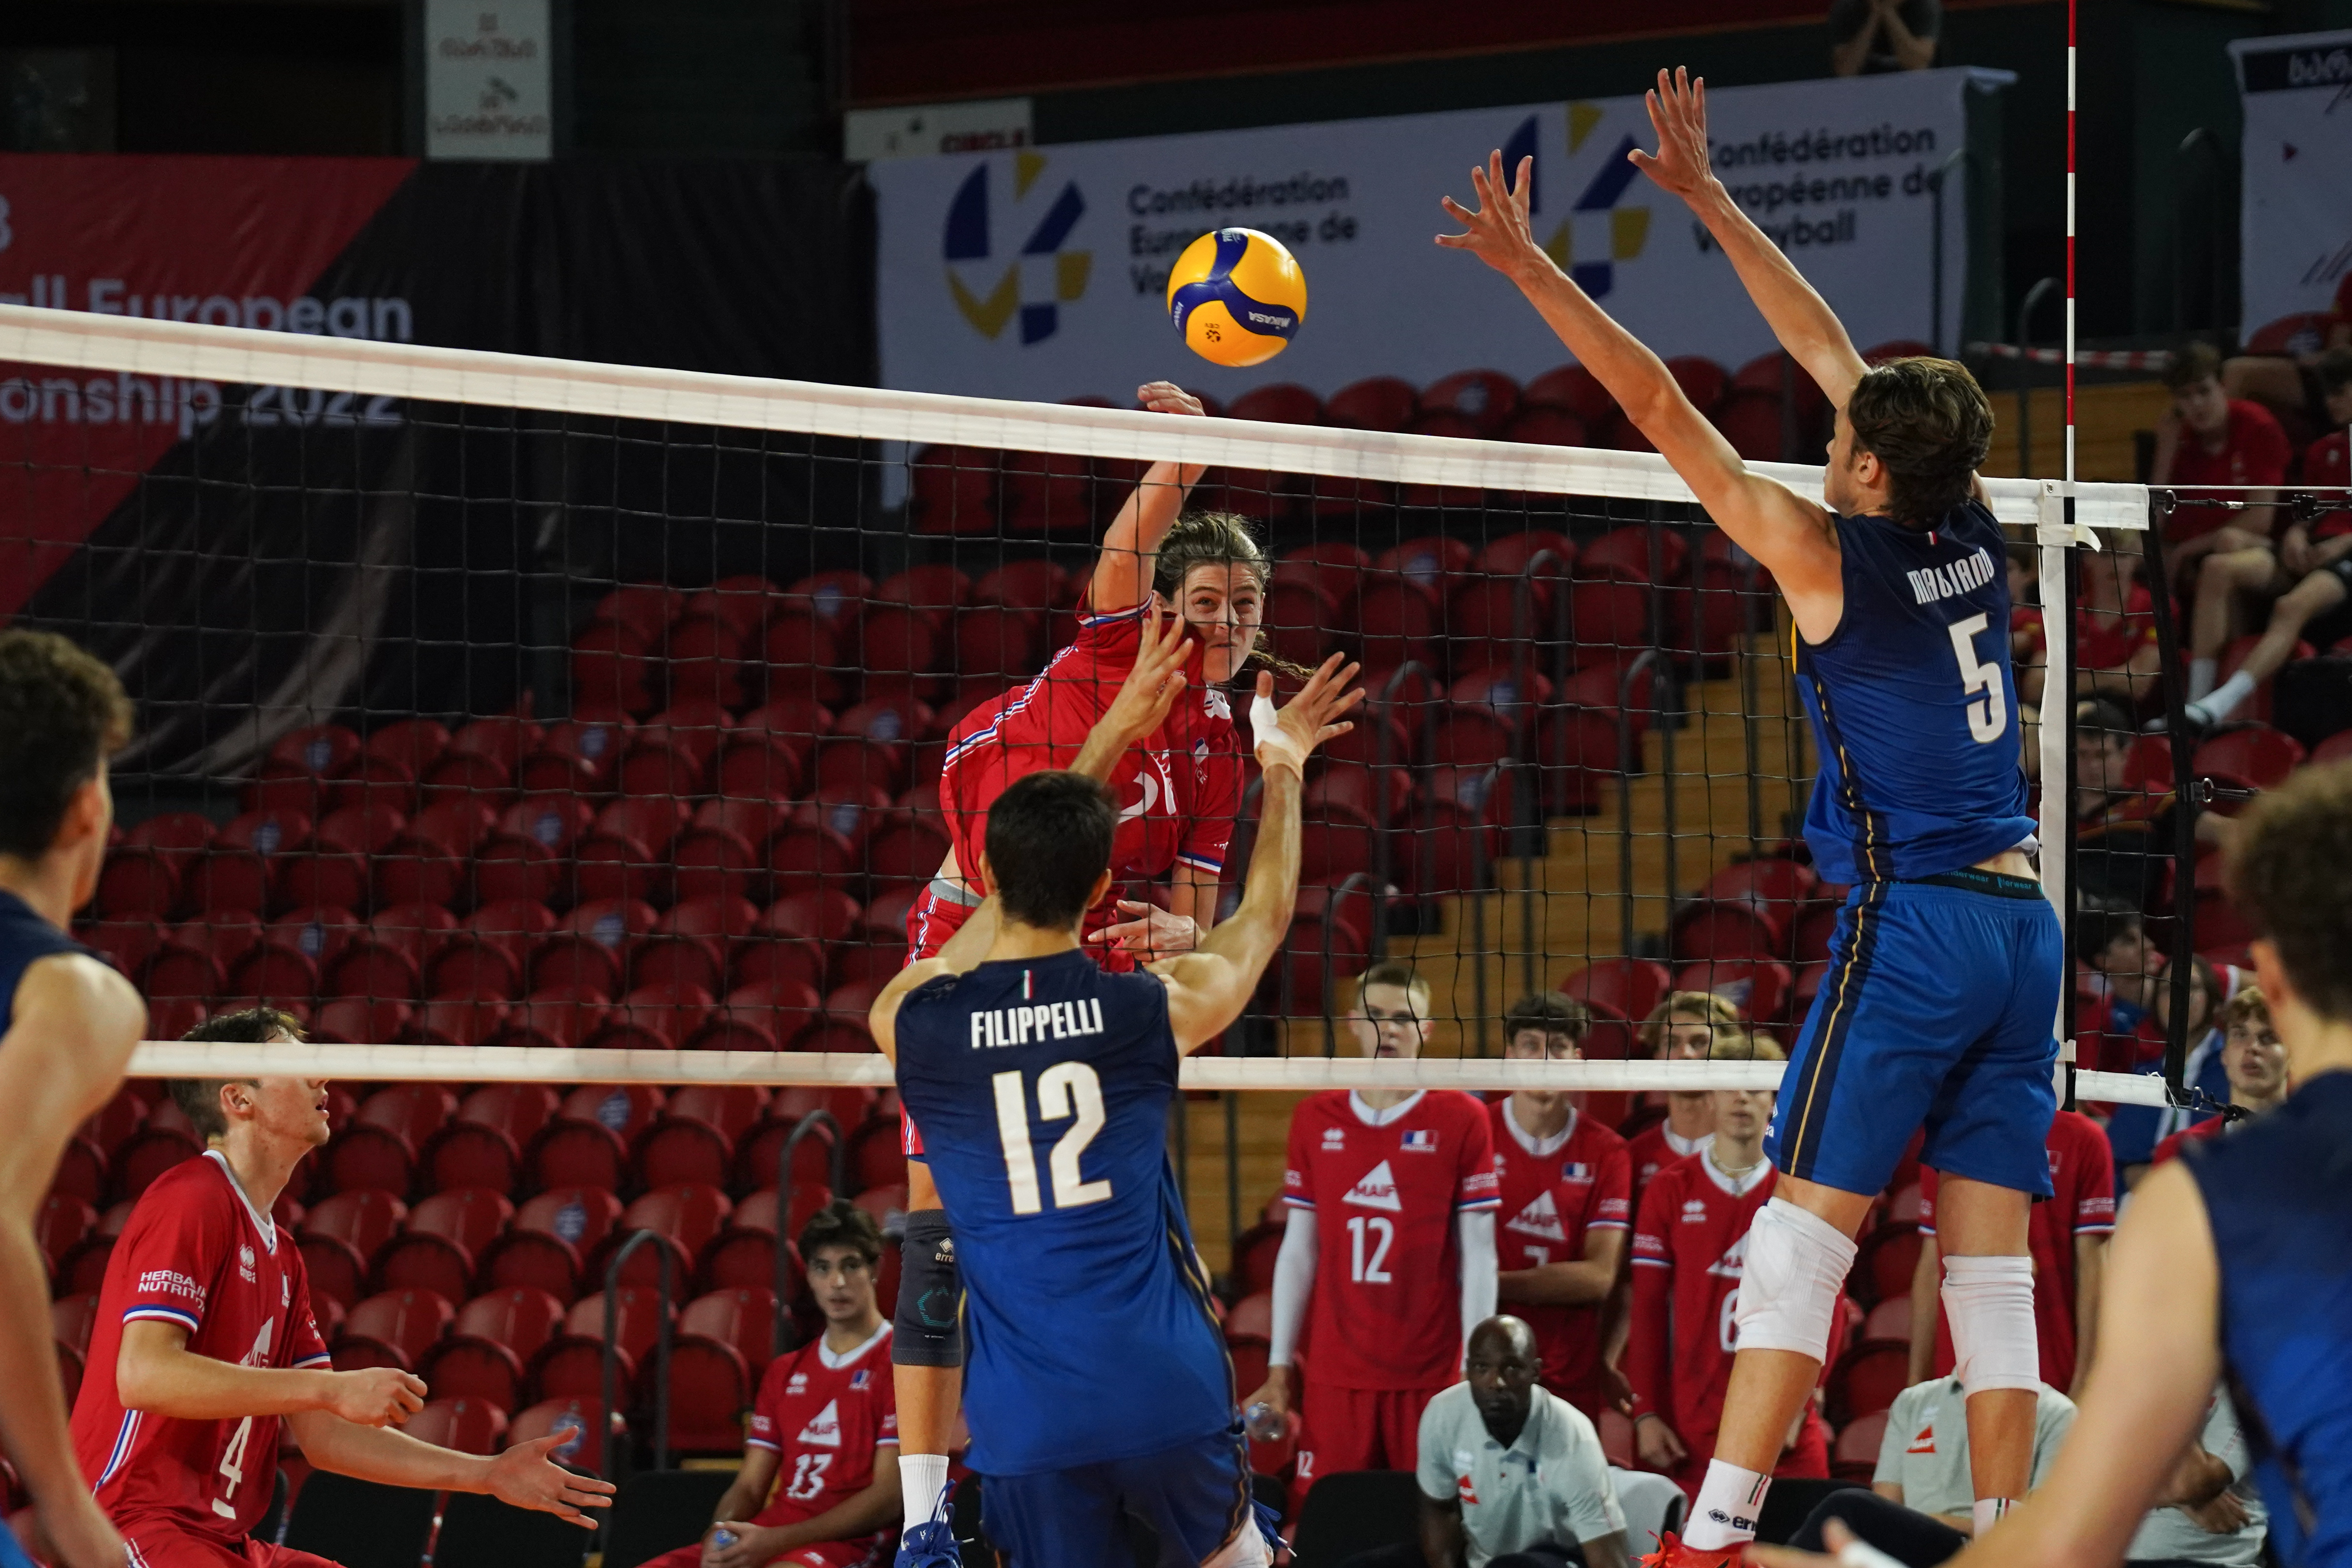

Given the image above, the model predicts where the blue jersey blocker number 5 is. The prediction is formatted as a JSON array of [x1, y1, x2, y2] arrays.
[[1947, 612, 2007, 745], [993, 1062, 1114, 1214]]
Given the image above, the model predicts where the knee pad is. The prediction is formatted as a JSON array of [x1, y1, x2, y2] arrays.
[[1941, 1254, 2039, 1395], [1732, 1198, 1859, 1360], [892, 1209, 966, 1369]]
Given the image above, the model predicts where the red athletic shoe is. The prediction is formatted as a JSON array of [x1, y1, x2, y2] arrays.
[[1638, 1533, 1748, 1568]]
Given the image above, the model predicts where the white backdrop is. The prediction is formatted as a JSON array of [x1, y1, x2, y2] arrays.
[[872, 68, 1999, 405], [2231, 30, 2352, 336]]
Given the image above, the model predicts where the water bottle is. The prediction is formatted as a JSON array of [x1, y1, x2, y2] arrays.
[[1244, 1401, 1285, 1443], [709, 1527, 738, 1551]]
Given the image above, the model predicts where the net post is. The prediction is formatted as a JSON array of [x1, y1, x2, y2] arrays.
[[2034, 483, 2076, 1097]]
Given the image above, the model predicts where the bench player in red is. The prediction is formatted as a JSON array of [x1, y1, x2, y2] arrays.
[[72, 1008, 612, 1568], [651, 1201, 900, 1568], [1489, 992, 1633, 1422], [893, 380, 1333, 1555]]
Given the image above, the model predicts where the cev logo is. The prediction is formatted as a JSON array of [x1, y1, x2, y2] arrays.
[[943, 152, 1090, 344], [1541, 104, 1652, 300]]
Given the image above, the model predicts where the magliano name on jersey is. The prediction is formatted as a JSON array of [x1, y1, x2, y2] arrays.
[[969, 998, 1109, 1050], [1905, 546, 1998, 607]]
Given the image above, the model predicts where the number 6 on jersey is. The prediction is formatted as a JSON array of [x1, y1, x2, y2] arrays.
[[993, 1062, 1114, 1215]]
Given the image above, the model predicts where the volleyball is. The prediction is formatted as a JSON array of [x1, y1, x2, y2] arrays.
[[1166, 228, 1308, 368]]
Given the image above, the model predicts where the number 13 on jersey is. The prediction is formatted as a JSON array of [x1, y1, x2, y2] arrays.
[[993, 1062, 1113, 1215]]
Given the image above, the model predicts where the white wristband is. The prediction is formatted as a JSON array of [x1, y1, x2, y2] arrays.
[[1249, 693, 1307, 774], [1837, 1538, 1906, 1568]]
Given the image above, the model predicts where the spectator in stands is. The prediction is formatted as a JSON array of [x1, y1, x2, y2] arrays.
[[2177, 349, 2352, 730], [1340, 1316, 1631, 1568], [1764, 1384, 2264, 1567], [2074, 698, 2231, 912], [1625, 993, 1737, 1204], [2076, 897, 2159, 1036], [2107, 955, 2224, 1183], [2222, 272, 2352, 431], [1829, 0, 1938, 74], [648, 1200, 898, 1568], [2153, 343, 2290, 709], [2008, 536, 2161, 713], [1490, 994, 1632, 1423], [2150, 986, 2287, 1166], [1625, 1034, 1835, 1502], [1909, 1108, 2113, 1396], [1250, 962, 1499, 1514]]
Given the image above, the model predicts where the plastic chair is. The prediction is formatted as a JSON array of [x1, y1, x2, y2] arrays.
[[405, 1397, 511, 1457], [529, 898, 659, 998], [1826, 1339, 1913, 1427], [333, 1288, 456, 1373], [376, 1187, 513, 1301]]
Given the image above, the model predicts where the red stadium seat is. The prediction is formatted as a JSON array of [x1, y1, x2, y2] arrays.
[[528, 898, 658, 998], [680, 1287, 782, 1380], [1733, 351, 1829, 424], [1376, 536, 1475, 601], [479, 1188, 623, 1298], [502, 988, 614, 1052], [1322, 376, 1418, 433], [36, 1194, 95, 1277], [474, 795, 594, 909], [427, 899, 556, 998], [629, 1111, 733, 1192], [669, 803, 782, 910], [406, 992, 510, 1049], [185, 809, 311, 917], [2192, 725, 2306, 791], [1833, 1410, 1889, 1481], [281, 807, 403, 911], [1669, 901, 1789, 966], [1663, 356, 1728, 416], [52, 1137, 107, 1211], [373, 798, 495, 911], [375, 1187, 513, 1302], [660, 1334, 752, 1455], [1230, 1225, 1284, 1300], [1562, 960, 1674, 1030], [593, 1184, 734, 1290], [324, 903, 454, 1002], [517, 714, 631, 795], [1861, 1295, 1913, 1347], [587, 982, 715, 1053], [405, 1397, 510, 1457], [358, 1084, 459, 1158], [111, 1126, 202, 1204], [333, 1289, 455, 1373], [1670, 959, 1793, 1026], [1852, 1224, 1922, 1309], [689, 979, 824, 1053], [508, 1397, 626, 1476], [531, 1288, 673, 1402], [572, 800, 687, 908], [421, 1286, 568, 1407], [1523, 363, 1615, 426], [300, 1190, 410, 1310], [1826, 1340, 1911, 1427], [1712, 388, 1790, 462], [418, 715, 536, 803], [1420, 369, 1519, 434], [525, 1120, 629, 1196]]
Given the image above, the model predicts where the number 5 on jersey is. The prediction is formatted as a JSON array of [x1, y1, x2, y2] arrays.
[[994, 1063, 1113, 1215], [1947, 612, 2008, 744]]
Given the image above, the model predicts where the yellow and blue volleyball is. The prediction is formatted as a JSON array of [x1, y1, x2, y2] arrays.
[[1166, 228, 1307, 368]]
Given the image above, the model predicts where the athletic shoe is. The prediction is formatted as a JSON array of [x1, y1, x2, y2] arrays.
[[1638, 1533, 1748, 1567], [894, 1522, 961, 1568]]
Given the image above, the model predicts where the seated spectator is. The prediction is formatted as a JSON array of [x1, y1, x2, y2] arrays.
[[1625, 1034, 1836, 1502], [2152, 343, 2290, 709], [2073, 698, 2231, 913], [1758, 1384, 2265, 1568], [2221, 270, 2352, 434], [1624, 992, 1737, 1204], [1872, 1371, 2077, 1536], [2178, 348, 2352, 730], [2010, 535, 2161, 713], [1908, 1108, 2113, 1395], [2105, 955, 2223, 1184], [643, 1201, 899, 1568], [2075, 896, 2159, 1038], [1341, 1316, 1631, 1568], [1829, 0, 1938, 74], [2151, 985, 2287, 1165], [1490, 994, 1632, 1423]]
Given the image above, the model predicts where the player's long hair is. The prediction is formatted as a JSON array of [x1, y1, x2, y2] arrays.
[[1846, 357, 1994, 523], [1152, 510, 1317, 681]]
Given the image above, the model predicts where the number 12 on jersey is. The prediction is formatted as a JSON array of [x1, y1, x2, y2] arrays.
[[993, 1062, 1113, 1215]]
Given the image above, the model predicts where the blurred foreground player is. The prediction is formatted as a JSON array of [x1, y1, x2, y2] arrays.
[[647, 1201, 899, 1568], [1245, 962, 1500, 1513], [73, 1008, 612, 1568], [1755, 764, 2352, 1568], [0, 630, 147, 1568], [1443, 70, 2061, 1563], [871, 655, 1359, 1568]]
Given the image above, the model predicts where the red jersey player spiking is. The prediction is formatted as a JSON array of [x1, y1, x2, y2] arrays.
[[1249, 963, 1500, 1515], [641, 1202, 901, 1568], [1489, 993, 1631, 1422], [73, 1009, 611, 1568], [1625, 1044, 1836, 1503]]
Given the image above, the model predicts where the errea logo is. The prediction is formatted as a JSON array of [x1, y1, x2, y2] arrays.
[[1681, 1199, 1710, 1224]]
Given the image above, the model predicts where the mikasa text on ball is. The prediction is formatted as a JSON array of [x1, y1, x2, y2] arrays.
[[1166, 228, 1308, 368]]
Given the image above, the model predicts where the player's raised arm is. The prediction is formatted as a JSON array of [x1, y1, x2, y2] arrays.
[[1628, 67, 1871, 410], [1089, 381, 1209, 612], [1152, 654, 1361, 1052], [1069, 598, 1192, 783], [1437, 151, 1842, 624]]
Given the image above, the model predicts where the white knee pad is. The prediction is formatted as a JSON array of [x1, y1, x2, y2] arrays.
[[1732, 1198, 1859, 1359], [1941, 1254, 2040, 1395]]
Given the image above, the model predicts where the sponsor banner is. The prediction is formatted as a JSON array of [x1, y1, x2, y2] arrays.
[[846, 98, 1035, 162], [874, 68, 1993, 405], [2230, 29, 2352, 336]]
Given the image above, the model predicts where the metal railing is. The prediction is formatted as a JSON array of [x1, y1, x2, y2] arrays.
[[598, 1229, 675, 1479], [773, 1108, 847, 1357]]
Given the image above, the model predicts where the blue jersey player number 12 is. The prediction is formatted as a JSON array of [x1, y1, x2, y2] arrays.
[[1438, 65, 2060, 1566], [869, 627, 1362, 1568]]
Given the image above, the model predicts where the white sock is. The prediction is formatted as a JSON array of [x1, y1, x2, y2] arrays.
[[2188, 658, 2218, 702], [901, 1452, 949, 1530], [2195, 669, 2255, 724], [1685, 1459, 1772, 1548], [1974, 1497, 2018, 1536]]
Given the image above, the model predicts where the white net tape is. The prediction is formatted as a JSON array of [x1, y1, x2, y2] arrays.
[[0, 303, 2151, 527], [125, 1042, 2172, 1106]]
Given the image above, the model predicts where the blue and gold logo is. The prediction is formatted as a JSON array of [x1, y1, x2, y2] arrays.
[[1544, 104, 1651, 300], [943, 152, 1090, 344]]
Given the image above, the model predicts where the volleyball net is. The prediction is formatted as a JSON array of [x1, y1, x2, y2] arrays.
[[0, 300, 2183, 1131]]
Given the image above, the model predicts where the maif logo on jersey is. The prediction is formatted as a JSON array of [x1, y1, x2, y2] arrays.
[[1342, 1160, 1403, 1212], [1507, 1192, 1567, 1244], [798, 1400, 843, 1448]]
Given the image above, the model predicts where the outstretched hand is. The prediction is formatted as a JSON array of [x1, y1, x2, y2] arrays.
[[1627, 66, 1716, 202], [1436, 151, 1548, 285], [1138, 380, 1205, 417], [1251, 653, 1363, 774], [485, 1434, 618, 1527], [1102, 597, 1194, 746]]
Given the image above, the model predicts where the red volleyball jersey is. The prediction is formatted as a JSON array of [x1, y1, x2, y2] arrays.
[[74, 1152, 332, 1545], [930, 600, 1244, 963], [2165, 400, 2292, 541], [1918, 1108, 2116, 1393], [744, 1322, 898, 1555], [2151, 1114, 2230, 1166], [1626, 1121, 1713, 1216], [1281, 1089, 1500, 1389], [1488, 1099, 1631, 1409], [1625, 1151, 1790, 1449]]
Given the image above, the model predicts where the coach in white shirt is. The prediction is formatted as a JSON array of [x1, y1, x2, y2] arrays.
[[1342, 1316, 1629, 1568]]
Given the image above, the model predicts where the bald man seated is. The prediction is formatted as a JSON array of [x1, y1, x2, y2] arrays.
[[1340, 1315, 1631, 1568]]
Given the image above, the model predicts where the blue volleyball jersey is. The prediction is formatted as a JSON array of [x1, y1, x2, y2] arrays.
[[1792, 499, 2037, 884], [0, 889, 86, 1035], [2184, 1071, 2352, 1567], [892, 948, 1232, 1476]]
